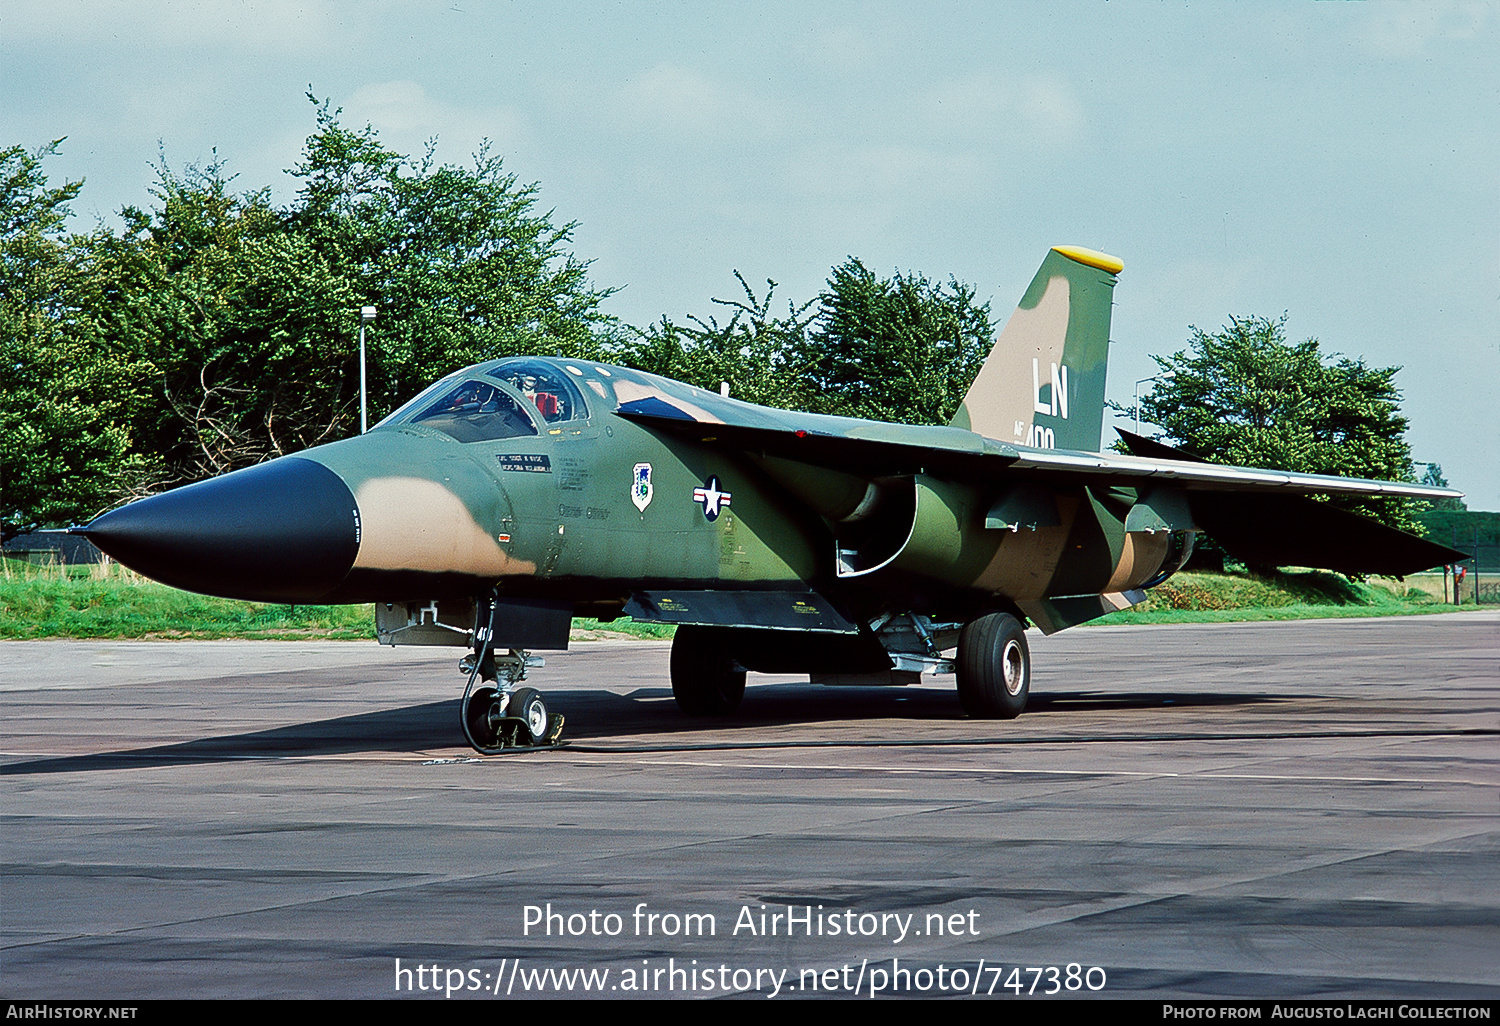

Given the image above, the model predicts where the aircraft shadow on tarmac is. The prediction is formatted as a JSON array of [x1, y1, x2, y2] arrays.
[[0, 685, 1279, 775]]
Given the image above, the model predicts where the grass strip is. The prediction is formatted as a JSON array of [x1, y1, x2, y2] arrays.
[[0, 560, 1466, 642], [0, 560, 673, 641], [1094, 569, 1449, 625]]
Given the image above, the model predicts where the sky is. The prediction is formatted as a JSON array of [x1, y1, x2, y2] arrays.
[[3, 1, 1497, 507]]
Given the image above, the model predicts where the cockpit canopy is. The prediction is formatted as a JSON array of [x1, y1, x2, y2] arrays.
[[486, 358, 588, 424], [383, 358, 590, 442]]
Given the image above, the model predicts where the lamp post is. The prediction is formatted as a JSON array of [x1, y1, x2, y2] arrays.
[[358, 305, 377, 434], [1134, 370, 1174, 434]]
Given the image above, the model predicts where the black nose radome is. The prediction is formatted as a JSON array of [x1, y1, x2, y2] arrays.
[[83, 457, 360, 603]]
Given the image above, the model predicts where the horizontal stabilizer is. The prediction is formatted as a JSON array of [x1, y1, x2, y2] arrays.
[[1116, 428, 1466, 574], [1115, 427, 1208, 463], [1190, 492, 1467, 576]]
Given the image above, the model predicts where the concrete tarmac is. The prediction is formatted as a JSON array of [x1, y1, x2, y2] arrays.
[[2, 612, 1497, 1000]]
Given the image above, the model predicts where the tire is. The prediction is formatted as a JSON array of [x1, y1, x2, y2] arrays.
[[463, 685, 503, 750], [670, 625, 746, 715], [955, 612, 1030, 719], [509, 687, 549, 745]]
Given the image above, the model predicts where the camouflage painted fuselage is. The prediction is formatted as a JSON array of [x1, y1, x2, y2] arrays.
[[281, 357, 1184, 635]]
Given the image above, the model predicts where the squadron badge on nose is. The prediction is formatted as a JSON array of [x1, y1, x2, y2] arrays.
[[632, 463, 654, 511]]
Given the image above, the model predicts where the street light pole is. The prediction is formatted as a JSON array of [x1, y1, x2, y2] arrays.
[[358, 305, 377, 434], [1133, 371, 1174, 434]]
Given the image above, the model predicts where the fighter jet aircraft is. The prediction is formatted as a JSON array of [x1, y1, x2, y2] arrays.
[[79, 246, 1465, 752]]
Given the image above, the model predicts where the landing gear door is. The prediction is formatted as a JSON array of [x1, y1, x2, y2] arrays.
[[376, 598, 478, 647]]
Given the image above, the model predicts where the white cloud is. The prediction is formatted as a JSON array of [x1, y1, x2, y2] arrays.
[[349, 80, 443, 135], [788, 140, 983, 201], [1355, 0, 1492, 58], [610, 63, 780, 143], [344, 80, 529, 164], [919, 70, 1085, 153], [777, 69, 1084, 215], [791, 22, 898, 73], [1015, 74, 1086, 151], [622, 65, 725, 126], [1, 0, 348, 55]]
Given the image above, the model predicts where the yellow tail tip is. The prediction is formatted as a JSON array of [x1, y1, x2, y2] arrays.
[[1052, 245, 1124, 275]]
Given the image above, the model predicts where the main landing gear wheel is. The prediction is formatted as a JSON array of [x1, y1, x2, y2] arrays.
[[955, 612, 1030, 719], [670, 625, 746, 716]]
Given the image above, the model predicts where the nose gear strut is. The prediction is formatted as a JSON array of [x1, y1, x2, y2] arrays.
[[459, 590, 566, 753]]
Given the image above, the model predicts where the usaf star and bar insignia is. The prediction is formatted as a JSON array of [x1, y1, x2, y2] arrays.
[[693, 476, 732, 521]]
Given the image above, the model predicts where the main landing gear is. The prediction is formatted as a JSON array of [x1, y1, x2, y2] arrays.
[[667, 612, 1034, 721], [459, 596, 565, 754], [670, 625, 746, 716], [955, 612, 1030, 719]]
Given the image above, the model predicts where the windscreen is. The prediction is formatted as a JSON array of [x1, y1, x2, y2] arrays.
[[406, 379, 540, 443]]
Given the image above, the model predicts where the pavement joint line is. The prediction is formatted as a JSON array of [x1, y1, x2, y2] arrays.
[[3, 809, 982, 944], [973, 834, 1491, 942], [1174, 826, 1500, 903], [1193, 771, 1497, 786], [6, 750, 1492, 791], [549, 727, 1500, 753], [542, 755, 1496, 788], [1, 829, 843, 955], [0, 875, 461, 954], [3, 728, 1496, 768]]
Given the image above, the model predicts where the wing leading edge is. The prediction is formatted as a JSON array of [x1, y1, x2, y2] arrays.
[[616, 395, 1461, 501], [613, 386, 1466, 577]]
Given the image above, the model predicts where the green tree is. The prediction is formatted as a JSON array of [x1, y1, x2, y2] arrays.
[[632, 258, 994, 424], [290, 98, 622, 419], [801, 258, 993, 424], [1136, 314, 1421, 535], [1413, 463, 1493, 559], [0, 142, 157, 541], [624, 272, 816, 408], [1417, 462, 1465, 512], [70, 98, 622, 489], [84, 156, 361, 480]]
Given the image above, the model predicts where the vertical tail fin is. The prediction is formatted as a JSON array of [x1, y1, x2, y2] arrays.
[[949, 245, 1121, 452]]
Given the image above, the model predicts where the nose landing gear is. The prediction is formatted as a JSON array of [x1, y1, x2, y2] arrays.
[[458, 597, 565, 753]]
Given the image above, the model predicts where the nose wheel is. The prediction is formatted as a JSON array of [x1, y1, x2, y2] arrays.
[[461, 681, 562, 752], [458, 594, 565, 754]]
